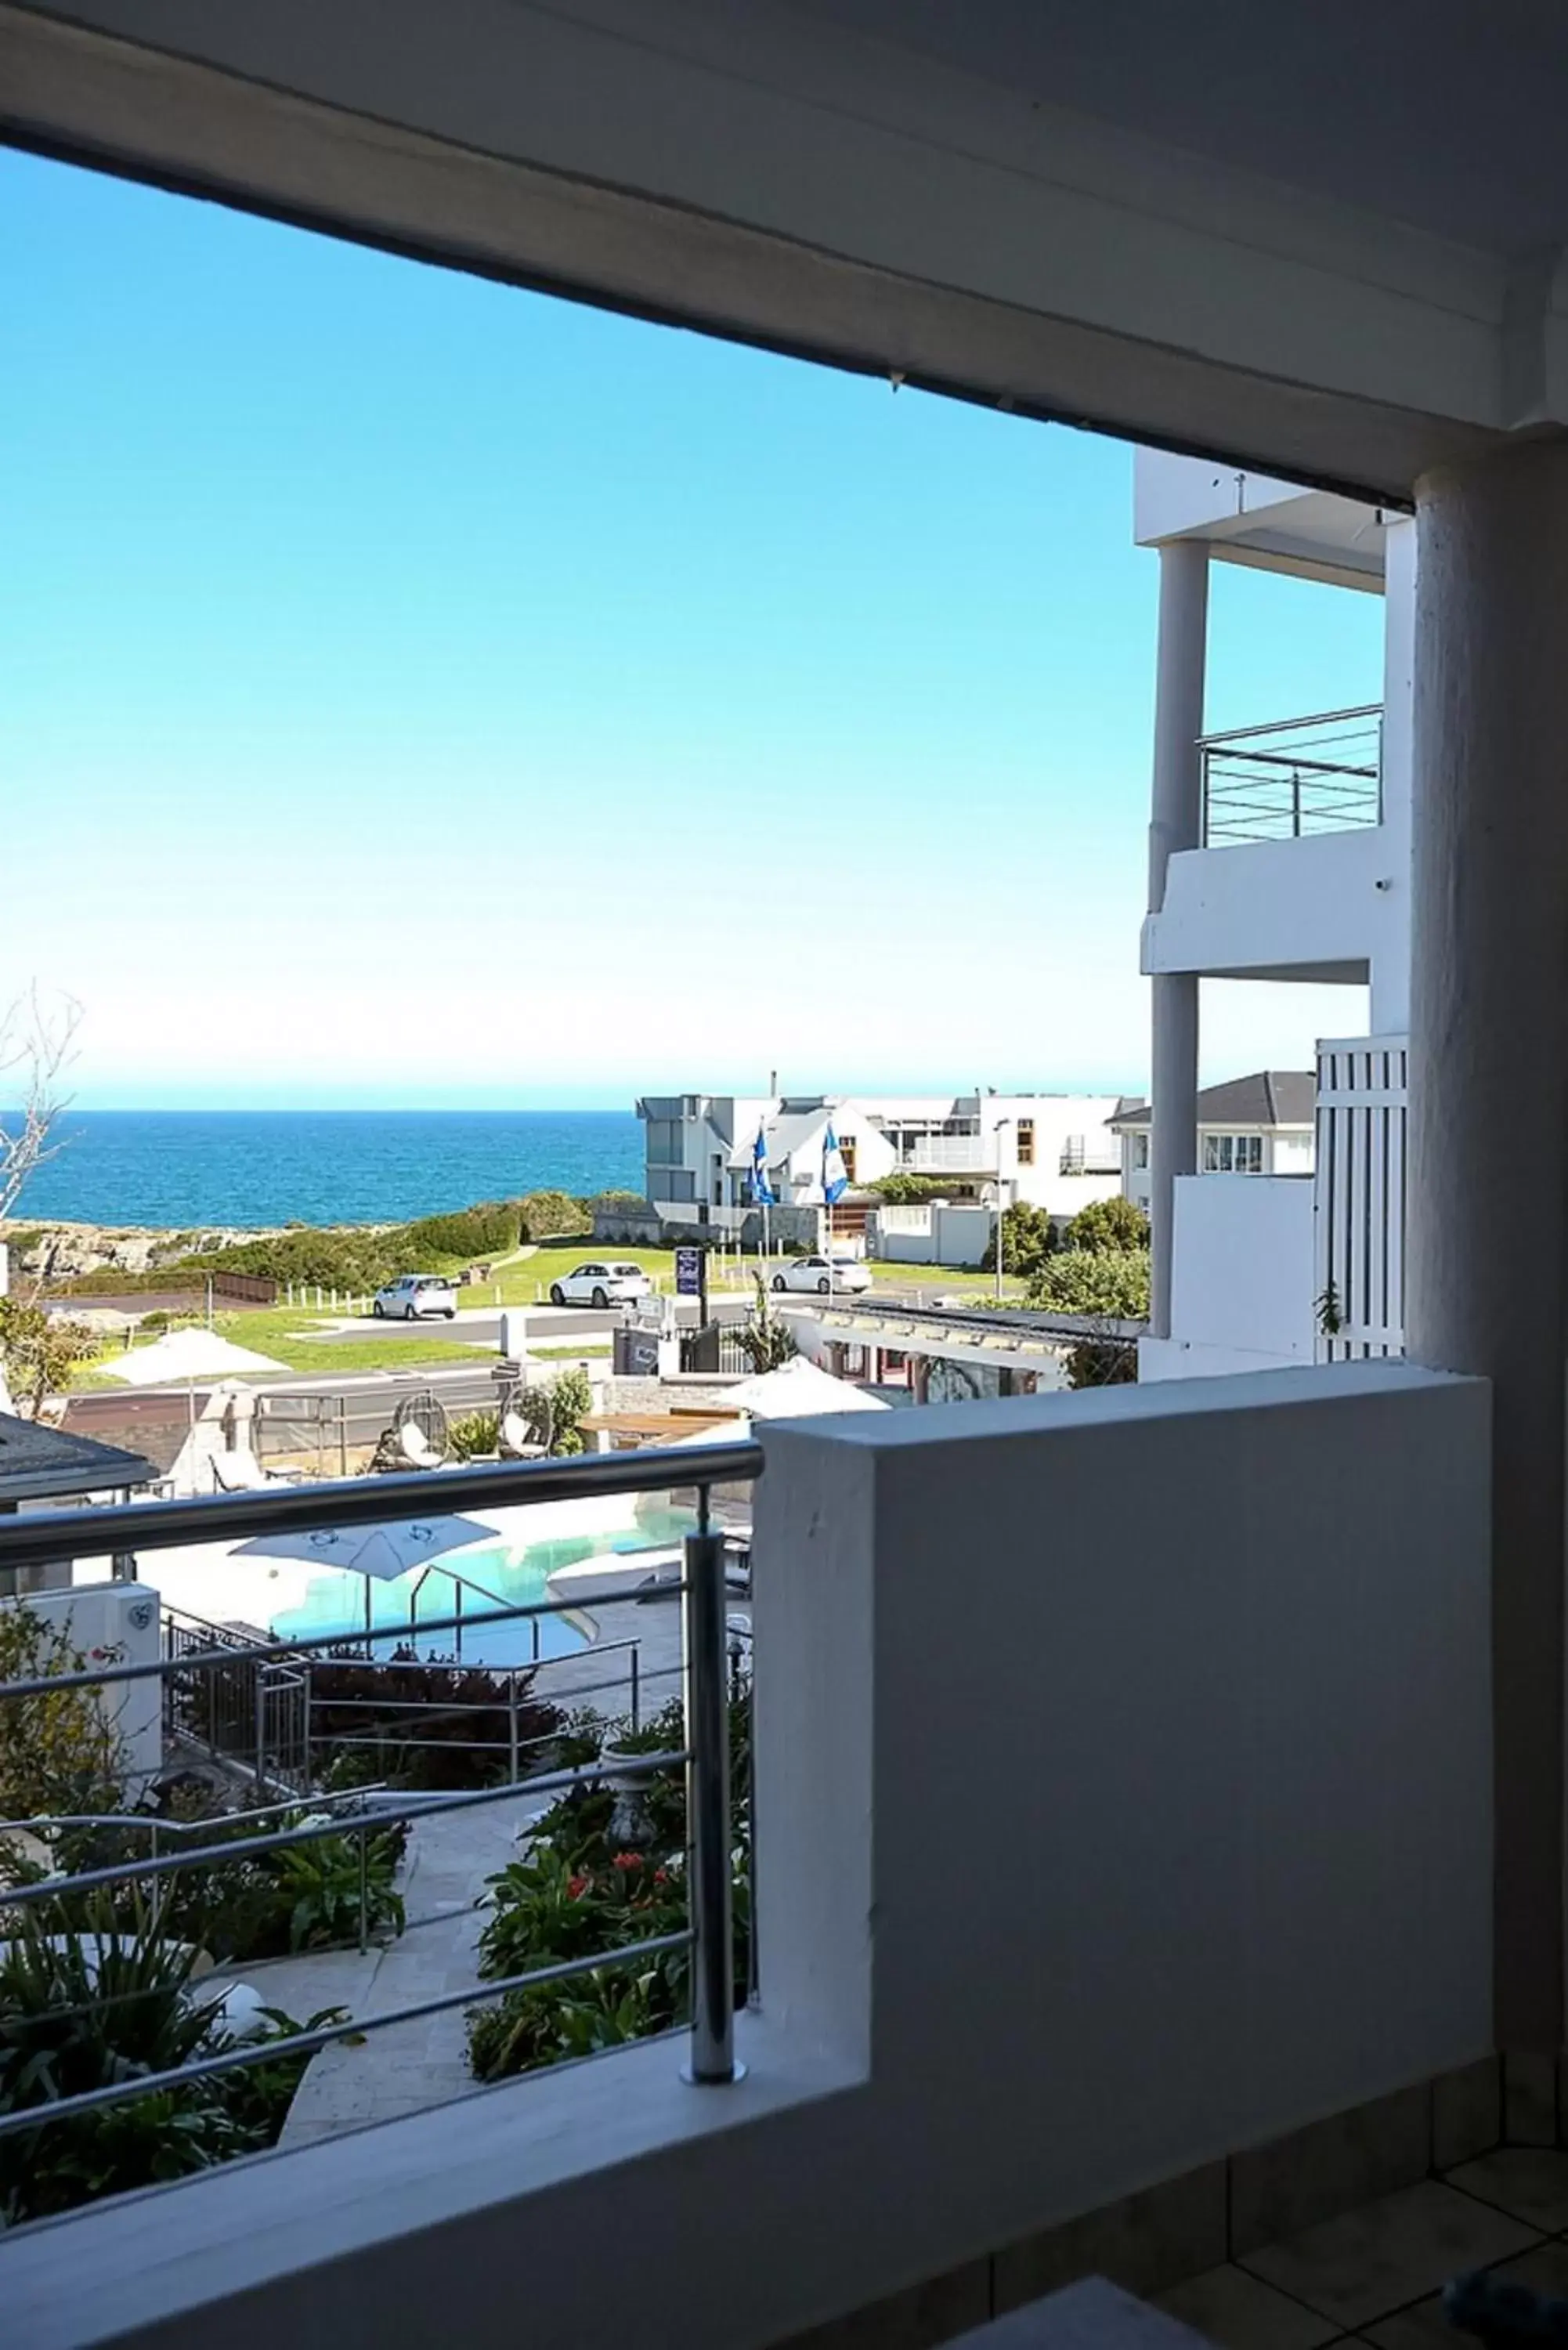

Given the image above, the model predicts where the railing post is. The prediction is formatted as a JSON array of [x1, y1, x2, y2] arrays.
[[1292, 768, 1302, 837], [254, 1668, 267, 1791], [508, 1674, 519, 1784], [681, 1516, 741, 2084], [630, 1644, 641, 1735]]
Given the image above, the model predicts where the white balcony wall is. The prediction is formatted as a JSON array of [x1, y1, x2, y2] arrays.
[[1141, 1175, 1316, 1381], [13, 1368, 1492, 2350], [1143, 824, 1400, 1009]]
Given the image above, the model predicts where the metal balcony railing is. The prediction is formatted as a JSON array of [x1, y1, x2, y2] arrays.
[[902, 1134, 988, 1172], [1200, 703, 1382, 845], [0, 1441, 762, 2189]]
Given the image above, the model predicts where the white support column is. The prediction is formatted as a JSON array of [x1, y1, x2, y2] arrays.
[[1407, 436, 1568, 2053], [1147, 540, 1209, 1338]]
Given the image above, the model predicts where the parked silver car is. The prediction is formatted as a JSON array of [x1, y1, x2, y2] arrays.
[[372, 1273, 460, 1321]]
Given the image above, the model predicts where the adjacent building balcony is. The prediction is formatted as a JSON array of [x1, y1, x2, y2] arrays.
[[1144, 701, 1404, 1006], [1201, 705, 1382, 845]]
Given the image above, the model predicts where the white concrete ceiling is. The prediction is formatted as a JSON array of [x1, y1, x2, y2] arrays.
[[5, 0, 1566, 497], [789, 0, 1568, 254]]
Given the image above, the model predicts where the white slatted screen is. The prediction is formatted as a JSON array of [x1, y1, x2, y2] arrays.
[[1314, 1036, 1407, 1360]]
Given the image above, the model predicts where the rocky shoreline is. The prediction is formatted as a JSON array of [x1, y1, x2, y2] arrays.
[[1, 1218, 303, 1282]]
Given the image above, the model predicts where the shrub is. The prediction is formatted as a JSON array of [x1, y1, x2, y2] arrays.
[[0, 1300, 101, 1418], [0, 1892, 346, 2223], [980, 1200, 1058, 1278], [518, 1190, 591, 1240], [447, 1410, 500, 1462], [1026, 1246, 1150, 1320], [401, 1201, 519, 1261], [735, 1275, 797, 1372], [468, 1695, 750, 2084], [539, 1365, 591, 1456], [865, 1173, 952, 1206], [1065, 1195, 1148, 1254], [0, 1606, 125, 1829], [306, 1654, 564, 1791]]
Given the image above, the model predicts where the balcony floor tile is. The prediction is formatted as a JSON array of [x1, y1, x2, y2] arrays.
[[1443, 2149, 1568, 2233], [1155, 2264, 1341, 2350], [1238, 2182, 1541, 2330]]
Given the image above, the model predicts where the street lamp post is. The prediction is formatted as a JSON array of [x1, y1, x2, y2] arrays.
[[992, 1115, 1016, 1302]]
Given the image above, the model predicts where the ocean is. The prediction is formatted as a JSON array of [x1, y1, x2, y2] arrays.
[[11, 1110, 645, 1231]]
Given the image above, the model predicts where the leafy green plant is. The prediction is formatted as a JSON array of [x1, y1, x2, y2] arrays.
[[401, 1202, 519, 1261], [266, 1830, 405, 1954], [306, 1654, 563, 1791], [1027, 1246, 1150, 1319], [467, 1694, 750, 2084], [447, 1409, 500, 1461], [0, 1300, 100, 1419], [0, 1892, 347, 2225], [529, 1365, 591, 1456], [980, 1200, 1058, 1278], [518, 1191, 591, 1240], [864, 1173, 954, 1206], [735, 1274, 797, 1372], [0, 1605, 125, 1827], [1064, 1195, 1148, 1254]]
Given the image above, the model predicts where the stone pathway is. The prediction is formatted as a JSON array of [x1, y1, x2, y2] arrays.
[[207, 1786, 553, 2148]]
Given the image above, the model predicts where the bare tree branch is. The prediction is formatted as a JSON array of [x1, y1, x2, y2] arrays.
[[0, 985, 83, 1227]]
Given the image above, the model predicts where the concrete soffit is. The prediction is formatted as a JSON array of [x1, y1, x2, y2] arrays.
[[0, 0, 1535, 497]]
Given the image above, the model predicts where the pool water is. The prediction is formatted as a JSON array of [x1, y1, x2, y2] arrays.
[[268, 1501, 696, 1667]]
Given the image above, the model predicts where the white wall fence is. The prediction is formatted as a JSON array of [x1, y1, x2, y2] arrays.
[[1315, 1035, 1408, 1360], [11, 1366, 1493, 2348]]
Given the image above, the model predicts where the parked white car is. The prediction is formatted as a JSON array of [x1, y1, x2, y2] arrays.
[[547, 1260, 654, 1309], [770, 1253, 873, 1296], [372, 1273, 459, 1321]]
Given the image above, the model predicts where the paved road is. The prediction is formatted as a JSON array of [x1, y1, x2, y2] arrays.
[[310, 1296, 749, 1347]]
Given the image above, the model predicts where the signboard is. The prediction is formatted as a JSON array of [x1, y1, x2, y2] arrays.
[[674, 1246, 707, 1308]]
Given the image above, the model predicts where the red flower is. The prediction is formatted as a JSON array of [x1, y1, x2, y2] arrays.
[[567, 1874, 590, 1900], [612, 1852, 641, 1872], [652, 1868, 670, 1887]]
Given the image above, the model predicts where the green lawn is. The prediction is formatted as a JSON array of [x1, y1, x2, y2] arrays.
[[457, 1243, 1028, 1309]]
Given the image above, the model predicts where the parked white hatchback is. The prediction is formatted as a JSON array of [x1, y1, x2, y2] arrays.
[[547, 1260, 655, 1309], [770, 1253, 873, 1296], [372, 1273, 460, 1321]]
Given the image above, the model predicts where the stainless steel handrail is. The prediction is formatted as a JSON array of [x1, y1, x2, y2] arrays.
[[0, 1437, 764, 1572], [0, 1438, 759, 2125]]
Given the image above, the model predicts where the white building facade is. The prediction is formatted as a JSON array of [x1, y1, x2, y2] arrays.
[[636, 1090, 1125, 1227], [1136, 451, 1414, 1381]]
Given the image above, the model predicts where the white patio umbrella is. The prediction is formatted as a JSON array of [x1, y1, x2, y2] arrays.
[[100, 1326, 290, 1441], [234, 1513, 501, 1642], [102, 1329, 287, 1386], [725, 1357, 890, 1418]]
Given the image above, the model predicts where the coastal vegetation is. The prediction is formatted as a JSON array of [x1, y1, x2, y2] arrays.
[[468, 1693, 750, 2084]]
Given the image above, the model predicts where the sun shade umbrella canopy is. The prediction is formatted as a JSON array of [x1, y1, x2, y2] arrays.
[[101, 1330, 287, 1384], [234, 1514, 503, 1643]]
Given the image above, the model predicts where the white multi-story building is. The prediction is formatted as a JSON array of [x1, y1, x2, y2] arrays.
[[636, 1090, 1124, 1226], [1111, 1072, 1314, 1213], [1136, 450, 1413, 1379]]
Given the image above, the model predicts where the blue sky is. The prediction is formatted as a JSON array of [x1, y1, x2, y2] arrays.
[[2, 150, 1382, 1109]]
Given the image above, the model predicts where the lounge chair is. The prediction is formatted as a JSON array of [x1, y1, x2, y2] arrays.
[[498, 1408, 547, 1462], [396, 1421, 446, 1471], [211, 1449, 303, 1493]]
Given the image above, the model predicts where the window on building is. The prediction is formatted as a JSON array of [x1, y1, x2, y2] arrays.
[[1016, 1119, 1035, 1166], [840, 1135, 858, 1183], [1201, 1133, 1264, 1173], [1132, 1133, 1150, 1171]]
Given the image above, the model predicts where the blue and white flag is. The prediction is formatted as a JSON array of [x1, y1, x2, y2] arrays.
[[821, 1123, 849, 1204], [750, 1123, 776, 1206]]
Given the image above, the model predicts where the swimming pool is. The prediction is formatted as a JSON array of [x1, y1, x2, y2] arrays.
[[265, 1499, 697, 1666]]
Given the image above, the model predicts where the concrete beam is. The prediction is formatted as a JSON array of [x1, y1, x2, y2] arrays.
[[0, 0, 1512, 500]]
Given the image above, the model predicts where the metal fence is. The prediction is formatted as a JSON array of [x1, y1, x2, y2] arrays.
[[0, 1440, 762, 2179], [1200, 703, 1382, 844]]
